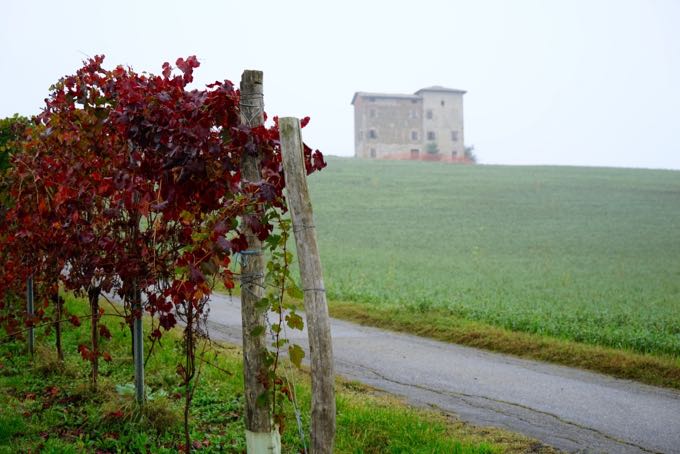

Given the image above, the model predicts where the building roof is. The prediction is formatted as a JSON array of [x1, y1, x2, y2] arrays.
[[352, 86, 467, 104], [414, 86, 467, 95], [351, 91, 421, 105]]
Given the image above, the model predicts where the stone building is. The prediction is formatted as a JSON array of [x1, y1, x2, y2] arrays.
[[351, 86, 466, 161]]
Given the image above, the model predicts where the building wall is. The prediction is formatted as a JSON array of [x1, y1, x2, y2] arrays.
[[420, 91, 465, 159], [354, 95, 422, 159], [353, 89, 465, 160]]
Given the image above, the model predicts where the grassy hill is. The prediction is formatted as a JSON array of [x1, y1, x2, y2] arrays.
[[306, 158, 680, 358]]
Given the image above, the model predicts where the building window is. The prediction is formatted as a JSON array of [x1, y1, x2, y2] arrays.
[[358, 130, 363, 140], [411, 99, 418, 104], [452, 151, 458, 158], [370, 148, 376, 158], [441, 100, 445, 106], [410, 149, 420, 159], [368, 97, 376, 102], [369, 109, 376, 118], [408, 110, 418, 119], [451, 131, 459, 141], [368, 129, 377, 139], [426, 109, 433, 119], [411, 131, 418, 141], [427, 131, 435, 141]]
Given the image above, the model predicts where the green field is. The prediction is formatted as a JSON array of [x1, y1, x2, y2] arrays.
[[306, 158, 680, 357]]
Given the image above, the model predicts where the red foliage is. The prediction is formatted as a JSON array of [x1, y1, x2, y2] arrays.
[[78, 344, 94, 361], [0, 54, 326, 353], [98, 324, 112, 340]]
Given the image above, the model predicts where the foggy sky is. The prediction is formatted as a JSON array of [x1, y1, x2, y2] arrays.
[[2, 0, 679, 169]]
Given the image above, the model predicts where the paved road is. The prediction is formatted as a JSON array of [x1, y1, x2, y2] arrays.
[[206, 294, 680, 453]]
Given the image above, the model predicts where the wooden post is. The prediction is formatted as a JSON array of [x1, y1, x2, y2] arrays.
[[279, 117, 336, 454], [239, 70, 280, 453]]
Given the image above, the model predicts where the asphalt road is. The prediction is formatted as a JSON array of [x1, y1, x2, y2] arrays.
[[206, 293, 680, 453]]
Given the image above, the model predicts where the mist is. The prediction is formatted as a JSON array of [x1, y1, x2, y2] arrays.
[[2, 0, 679, 169]]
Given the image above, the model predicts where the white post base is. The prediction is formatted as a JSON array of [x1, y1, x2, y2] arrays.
[[245, 428, 281, 454]]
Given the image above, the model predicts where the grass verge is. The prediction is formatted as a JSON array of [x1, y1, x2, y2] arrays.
[[329, 301, 680, 390], [0, 293, 556, 453]]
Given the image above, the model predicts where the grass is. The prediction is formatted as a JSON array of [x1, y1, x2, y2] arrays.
[[329, 301, 680, 390], [0, 294, 555, 453], [304, 158, 680, 359]]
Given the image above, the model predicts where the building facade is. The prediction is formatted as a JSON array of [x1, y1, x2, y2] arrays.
[[352, 86, 466, 161]]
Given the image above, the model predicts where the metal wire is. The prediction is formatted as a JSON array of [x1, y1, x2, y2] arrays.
[[281, 313, 308, 454], [261, 306, 308, 453], [293, 224, 315, 234]]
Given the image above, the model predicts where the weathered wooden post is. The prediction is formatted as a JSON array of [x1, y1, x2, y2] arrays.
[[239, 70, 281, 453], [279, 117, 336, 454], [26, 275, 34, 357]]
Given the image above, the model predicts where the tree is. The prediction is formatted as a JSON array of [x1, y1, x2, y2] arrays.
[[0, 56, 328, 453], [426, 141, 439, 154], [0, 115, 34, 343], [464, 145, 477, 163]]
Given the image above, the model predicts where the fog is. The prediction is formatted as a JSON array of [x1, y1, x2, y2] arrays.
[[2, 0, 679, 169]]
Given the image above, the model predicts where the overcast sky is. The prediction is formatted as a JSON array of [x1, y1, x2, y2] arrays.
[[2, 0, 679, 169]]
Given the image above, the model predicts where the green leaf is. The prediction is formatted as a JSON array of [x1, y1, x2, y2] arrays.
[[271, 300, 282, 312], [180, 210, 194, 223], [286, 312, 304, 331], [255, 296, 271, 311], [286, 284, 303, 299], [265, 233, 281, 250], [263, 352, 275, 367], [250, 325, 265, 337], [273, 338, 289, 348], [191, 231, 209, 242], [289, 344, 305, 368]]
